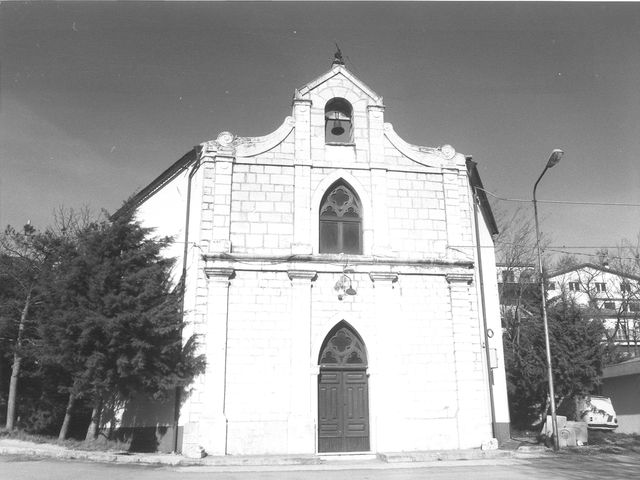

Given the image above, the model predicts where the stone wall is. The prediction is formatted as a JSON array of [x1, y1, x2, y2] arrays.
[[136, 65, 503, 455]]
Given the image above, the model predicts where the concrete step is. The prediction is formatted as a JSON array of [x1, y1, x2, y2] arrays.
[[378, 448, 515, 463]]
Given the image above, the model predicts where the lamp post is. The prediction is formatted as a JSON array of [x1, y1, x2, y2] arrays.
[[533, 149, 564, 452]]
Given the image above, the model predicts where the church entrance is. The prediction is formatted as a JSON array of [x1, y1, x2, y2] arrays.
[[317, 322, 369, 453]]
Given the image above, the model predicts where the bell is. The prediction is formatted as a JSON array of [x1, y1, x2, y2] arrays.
[[331, 119, 345, 136]]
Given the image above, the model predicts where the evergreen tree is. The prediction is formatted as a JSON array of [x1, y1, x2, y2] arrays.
[[40, 202, 204, 439], [504, 296, 605, 428]]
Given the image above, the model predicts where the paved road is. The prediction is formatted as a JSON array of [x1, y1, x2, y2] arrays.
[[1, 454, 639, 480]]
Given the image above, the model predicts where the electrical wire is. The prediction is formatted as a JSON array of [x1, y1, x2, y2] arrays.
[[477, 187, 640, 207]]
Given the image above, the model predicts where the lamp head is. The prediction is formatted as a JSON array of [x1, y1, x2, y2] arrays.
[[546, 149, 564, 168]]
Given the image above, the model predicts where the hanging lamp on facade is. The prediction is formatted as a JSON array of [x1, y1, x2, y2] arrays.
[[334, 272, 357, 300]]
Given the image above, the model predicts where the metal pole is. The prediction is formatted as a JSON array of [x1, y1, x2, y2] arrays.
[[471, 186, 498, 441], [533, 165, 560, 452]]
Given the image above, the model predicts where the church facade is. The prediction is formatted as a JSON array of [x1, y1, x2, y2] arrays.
[[132, 61, 510, 455]]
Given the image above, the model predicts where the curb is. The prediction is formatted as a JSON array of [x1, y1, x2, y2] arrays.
[[378, 449, 517, 463], [0, 442, 553, 467]]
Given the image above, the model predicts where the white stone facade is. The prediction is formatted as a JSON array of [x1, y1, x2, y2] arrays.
[[134, 63, 510, 455]]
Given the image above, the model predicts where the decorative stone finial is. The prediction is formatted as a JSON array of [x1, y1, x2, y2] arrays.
[[439, 144, 456, 160], [216, 131, 234, 147], [332, 44, 345, 66]]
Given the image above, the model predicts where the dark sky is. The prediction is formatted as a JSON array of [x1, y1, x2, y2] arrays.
[[2, 2, 640, 258]]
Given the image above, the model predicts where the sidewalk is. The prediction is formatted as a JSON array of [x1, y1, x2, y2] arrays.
[[0, 438, 552, 469]]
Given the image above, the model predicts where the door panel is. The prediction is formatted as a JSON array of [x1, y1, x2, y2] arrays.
[[318, 369, 369, 452]]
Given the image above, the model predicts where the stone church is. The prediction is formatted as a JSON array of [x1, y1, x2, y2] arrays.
[[130, 58, 510, 456]]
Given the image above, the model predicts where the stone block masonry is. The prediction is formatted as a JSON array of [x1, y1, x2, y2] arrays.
[[135, 63, 507, 457]]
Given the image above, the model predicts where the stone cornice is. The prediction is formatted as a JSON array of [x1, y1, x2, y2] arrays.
[[369, 272, 399, 283], [204, 267, 235, 280], [202, 253, 474, 278], [287, 270, 318, 281], [383, 123, 467, 170], [446, 273, 474, 285], [295, 65, 384, 105], [200, 117, 295, 160], [292, 97, 313, 106], [367, 104, 385, 114], [204, 252, 473, 269]]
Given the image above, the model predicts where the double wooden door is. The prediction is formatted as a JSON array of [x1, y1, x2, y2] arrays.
[[318, 368, 369, 453]]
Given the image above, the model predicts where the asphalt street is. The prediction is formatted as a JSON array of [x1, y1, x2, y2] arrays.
[[1, 454, 639, 480]]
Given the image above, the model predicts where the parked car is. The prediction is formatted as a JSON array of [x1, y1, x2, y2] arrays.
[[578, 395, 618, 430]]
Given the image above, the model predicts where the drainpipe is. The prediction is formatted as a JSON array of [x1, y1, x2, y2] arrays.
[[173, 146, 203, 453], [471, 184, 498, 442]]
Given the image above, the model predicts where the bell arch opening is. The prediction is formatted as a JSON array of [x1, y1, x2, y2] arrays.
[[325, 98, 353, 144]]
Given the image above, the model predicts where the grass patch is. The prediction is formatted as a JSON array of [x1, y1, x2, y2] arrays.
[[0, 428, 129, 452], [588, 431, 640, 451]]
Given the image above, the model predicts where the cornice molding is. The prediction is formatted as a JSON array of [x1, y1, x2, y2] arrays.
[[383, 123, 466, 170], [200, 117, 295, 160], [295, 65, 384, 105], [287, 270, 318, 282], [446, 273, 474, 285], [369, 272, 399, 283], [204, 267, 235, 280]]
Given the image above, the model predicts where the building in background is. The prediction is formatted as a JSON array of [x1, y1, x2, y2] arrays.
[[547, 263, 640, 359], [128, 58, 510, 455], [601, 357, 640, 434]]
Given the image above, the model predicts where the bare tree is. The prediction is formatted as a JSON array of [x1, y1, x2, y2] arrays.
[[494, 205, 547, 350], [0, 225, 45, 429], [51, 205, 101, 236]]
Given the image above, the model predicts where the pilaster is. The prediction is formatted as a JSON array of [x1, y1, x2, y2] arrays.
[[370, 168, 390, 255], [367, 105, 385, 167], [368, 271, 398, 451], [446, 273, 490, 448], [443, 170, 470, 260], [201, 132, 235, 254], [292, 99, 313, 254], [286, 269, 317, 453], [190, 266, 234, 456]]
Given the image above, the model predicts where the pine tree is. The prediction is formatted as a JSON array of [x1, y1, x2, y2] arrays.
[[40, 202, 204, 439], [504, 296, 605, 428]]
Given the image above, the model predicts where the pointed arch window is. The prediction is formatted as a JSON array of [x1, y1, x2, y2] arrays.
[[319, 181, 362, 254], [318, 322, 368, 368]]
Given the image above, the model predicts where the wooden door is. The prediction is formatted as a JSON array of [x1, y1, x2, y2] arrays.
[[318, 322, 369, 453]]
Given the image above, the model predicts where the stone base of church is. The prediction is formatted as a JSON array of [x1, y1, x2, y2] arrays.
[[179, 416, 497, 456], [182, 415, 228, 457]]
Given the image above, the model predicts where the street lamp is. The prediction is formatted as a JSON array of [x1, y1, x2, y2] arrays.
[[533, 148, 564, 452]]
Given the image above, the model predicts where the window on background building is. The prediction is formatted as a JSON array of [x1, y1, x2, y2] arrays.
[[569, 282, 581, 292], [621, 282, 632, 294], [603, 302, 616, 310], [595, 282, 607, 293], [325, 98, 353, 144], [519, 269, 535, 283], [629, 302, 640, 312], [501, 271, 515, 283], [319, 181, 362, 254]]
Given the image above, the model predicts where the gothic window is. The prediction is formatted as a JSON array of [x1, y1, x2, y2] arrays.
[[325, 98, 353, 144], [319, 181, 362, 254], [319, 322, 367, 367]]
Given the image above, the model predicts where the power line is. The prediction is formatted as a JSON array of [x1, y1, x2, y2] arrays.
[[478, 187, 640, 207]]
